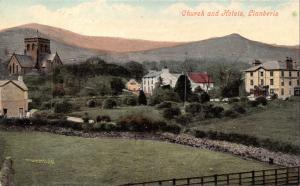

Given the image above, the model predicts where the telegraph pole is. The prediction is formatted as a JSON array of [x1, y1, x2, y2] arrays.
[[184, 52, 188, 107]]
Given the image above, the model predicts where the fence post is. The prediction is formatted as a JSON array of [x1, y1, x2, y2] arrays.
[[275, 169, 278, 185], [298, 167, 300, 184], [187, 178, 190, 185], [201, 177, 204, 185], [286, 168, 289, 185], [251, 171, 255, 185], [227, 174, 229, 185], [239, 173, 242, 185], [172, 178, 176, 186], [159, 181, 162, 186], [214, 174, 217, 186], [262, 170, 265, 185]]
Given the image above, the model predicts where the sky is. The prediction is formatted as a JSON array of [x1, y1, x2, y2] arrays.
[[0, 0, 299, 45]]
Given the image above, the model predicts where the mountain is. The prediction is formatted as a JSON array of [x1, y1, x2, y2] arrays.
[[100, 33, 300, 64], [0, 23, 299, 67]]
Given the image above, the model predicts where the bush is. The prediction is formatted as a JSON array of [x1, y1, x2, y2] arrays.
[[162, 124, 181, 134], [256, 96, 267, 105], [96, 115, 111, 122], [271, 94, 278, 100], [224, 109, 239, 118], [86, 99, 97, 108], [232, 104, 246, 114], [123, 96, 137, 106], [162, 107, 181, 119], [188, 94, 200, 102], [248, 100, 259, 107], [200, 92, 210, 103], [54, 100, 73, 113], [211, 106, 224, 117], [228, 97, 240, 104], [156, 101, 172, 109], [117, 115, 166, 132], [185, 103, 202, 115], [138, 90, 147, 105], [102, 98, 117, 109], [175, 114, 192, 126], [148, 96, 161, 106]]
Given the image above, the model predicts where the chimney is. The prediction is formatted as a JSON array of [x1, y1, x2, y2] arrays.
[[286, 57, 293, 70], [18, 76, 23, 82], [253, 59, 262, 66]]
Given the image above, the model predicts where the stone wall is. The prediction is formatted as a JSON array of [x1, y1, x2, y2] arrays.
[[0, 157, 14, 186]]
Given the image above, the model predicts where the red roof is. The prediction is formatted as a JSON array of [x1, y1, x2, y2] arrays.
[[188, 73, 214, 83]]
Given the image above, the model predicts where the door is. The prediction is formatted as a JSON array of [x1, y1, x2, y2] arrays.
[[19, 108, 23, 118], [3, 108, 7, 118]]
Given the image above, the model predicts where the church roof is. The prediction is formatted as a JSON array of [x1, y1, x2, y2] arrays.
[[188, 72, 214, 83], [40, 53, 56, 68], [14, 54, 35, 68]]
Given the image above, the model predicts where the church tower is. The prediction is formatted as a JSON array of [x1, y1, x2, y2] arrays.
[[24, 31, 51, 69]]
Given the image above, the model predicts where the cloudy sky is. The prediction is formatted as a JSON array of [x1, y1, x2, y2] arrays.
[[0, 0, 299, 45]]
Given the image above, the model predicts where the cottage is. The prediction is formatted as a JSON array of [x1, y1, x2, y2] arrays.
[[126, 79, 141, 93], [244, 58, 300, 98], [188, 72, 214, 91], [0, 77, 30, 118], [7, 36, 62, 75]]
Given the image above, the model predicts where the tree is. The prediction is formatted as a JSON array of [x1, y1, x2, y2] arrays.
[[138, 90, 147, 105], [124, 61, 147, 80], [174, 74, 192, 102], [110, 78, 125, 95], [200, 92, 210, 103]]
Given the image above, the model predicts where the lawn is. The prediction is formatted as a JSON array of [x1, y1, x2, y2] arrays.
[[194, 99, 300, 146], [70, 105, 164, 121], [0, 131, 274, 185]]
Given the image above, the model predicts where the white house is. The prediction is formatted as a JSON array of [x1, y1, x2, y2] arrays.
[[142, 68, 180, 95]]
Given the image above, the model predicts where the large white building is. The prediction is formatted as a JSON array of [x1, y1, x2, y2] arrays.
[[142, 68, 214, 95], [142, 68, 180, 95]]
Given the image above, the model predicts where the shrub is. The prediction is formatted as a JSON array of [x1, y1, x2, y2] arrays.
[[102, 98, 117, 109], [188, 94, 200, 102], [248, 100, 259, 107], [162, 124, 181, 134], [123, 96, 137, 106], [138, 90, 147, 105], [54, 100, 73, 113], [232, 104, 246, 114], [156, 101, 172, 109], [162, 107, 181, 119], [86, 99, 97, 108], [148, 96, 161, 106], [185, 103, 202, 115], [228, 97, 239, 104], [96, 115, 111, 122], [117, 115, 166, 132], [211, 106, 224, 117], [271, 94, 278, 100], [256, 96, 267, 105], [200, 92, 210, 103], [175, 114, 192, 126], [224, 109, 239, 118]]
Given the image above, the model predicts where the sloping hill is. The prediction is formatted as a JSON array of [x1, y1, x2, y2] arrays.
[[100, 34, 300, 63]]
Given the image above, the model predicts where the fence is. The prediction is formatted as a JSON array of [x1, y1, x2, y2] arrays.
[[121, 166, 300, 186]]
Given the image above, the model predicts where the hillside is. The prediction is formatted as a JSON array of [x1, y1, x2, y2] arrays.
[[100, 34, 300, 63]]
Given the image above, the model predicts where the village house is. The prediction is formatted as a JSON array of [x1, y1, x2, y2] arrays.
[[142, 67, 214, 95], [142, 68, 180, 95], [0, 77, 30, 118], [126, 79, 141, 94], [7, 35, 62, 75], [244, 58, 300, 98], [188, 72, 214, 91]]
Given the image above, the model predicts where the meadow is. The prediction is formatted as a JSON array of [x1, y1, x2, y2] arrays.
[[0, 131, 274, 185]]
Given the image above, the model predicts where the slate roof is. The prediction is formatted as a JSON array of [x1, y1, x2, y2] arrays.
[[143, 70, 162, 78], [13, 54, 35, 68], [0, 80, 28, 91], [245, 60, 300, 71], [40, 53, 56, 67], [188, 72, 214, 83]]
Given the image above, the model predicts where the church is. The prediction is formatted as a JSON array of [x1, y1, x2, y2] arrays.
[[7, 35, 63, 75]]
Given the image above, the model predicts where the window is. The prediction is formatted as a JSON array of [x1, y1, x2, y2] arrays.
[[27, 44, 30, 51], [297, 80, 299, 86], [12, 63, 15, 74], [289, 81, 292, 86], [281, 81, 284, 86], [32, 43, 35, 50], [281, 71, 284, 77], [250, 72, 253, 77], [281, 88, 284, 95], [270, 71, 273, 76], [260, 79, 264, 85], [270, 79, 274, 85], [260, 71, 264, 76], [16, 65, 18, 74], [9, 66, 11, 74], [250, 80, 254, 85], [298, 72, 300, 77], [289, 71, 292, 77]]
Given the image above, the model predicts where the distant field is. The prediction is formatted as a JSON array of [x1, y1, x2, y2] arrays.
[[194, 99, 300, 146], [1, 131, 273, 185], [71, 105, 164, 121]]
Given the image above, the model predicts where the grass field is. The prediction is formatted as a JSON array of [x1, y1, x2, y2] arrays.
[[0, 131, 274, 185], [194, 99, 300, 146], [71, 105, 164, 121]]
